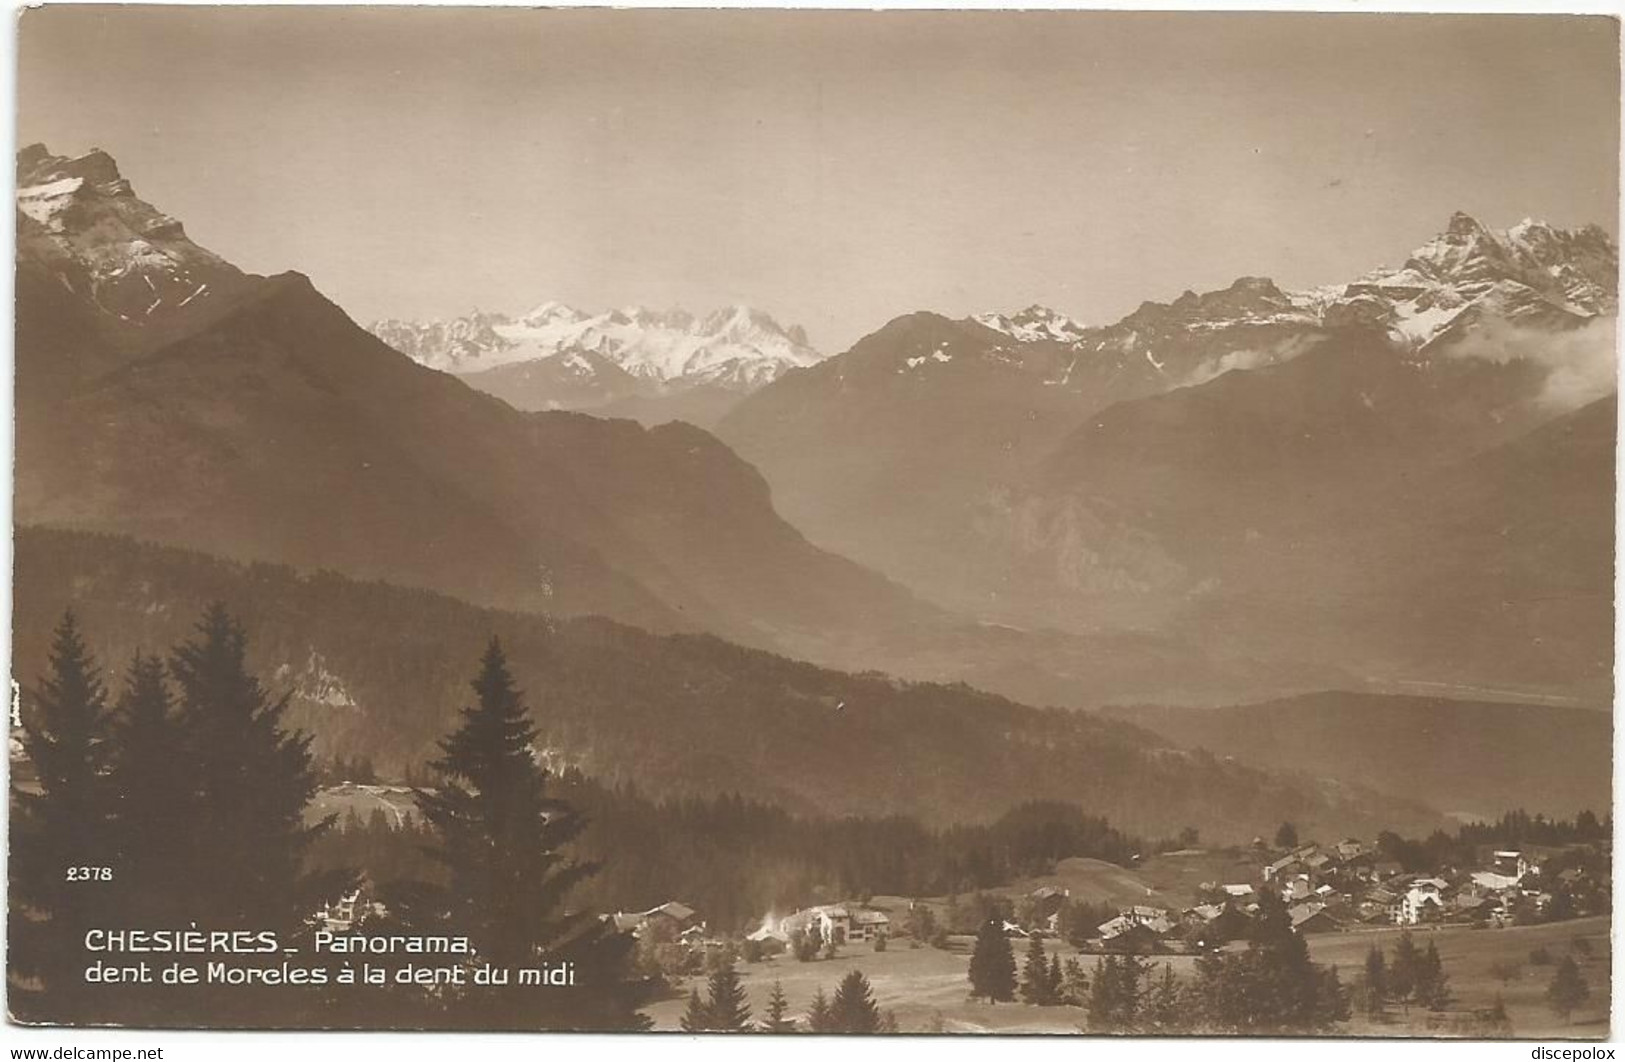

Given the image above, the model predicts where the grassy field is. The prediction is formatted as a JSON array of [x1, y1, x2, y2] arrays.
[[1307, 914, 1611, 1039], [644, 938, 1091, 1033], [988, 849, 1267, 911], [644, 915, 1611, 1037]]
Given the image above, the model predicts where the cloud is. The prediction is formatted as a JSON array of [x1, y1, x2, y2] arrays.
[[1442, 316, 1618, 412], [1181, 332, 1327, 388]]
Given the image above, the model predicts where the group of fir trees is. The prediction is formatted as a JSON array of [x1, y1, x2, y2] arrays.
[[11, 609, 343, 1026], [1359, 930, 1452, 1018], [680, 967, 890, 1033], [970, 916, 1086, 1009], [10, 608, 648, 1031], [805, 970, 890, 1033], [1087, 954, 1184, 1033], [1019, 934, 1085, 1006], [680, 959, 753, 1031], [962, 892, 1352, 1034], [1180, 892, 1351, 1034]]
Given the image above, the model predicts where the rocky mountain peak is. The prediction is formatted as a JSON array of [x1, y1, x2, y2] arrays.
[[1445, 210, 1489, 238], [972, 304, 1089, 344], [15, 144, 242, 326]]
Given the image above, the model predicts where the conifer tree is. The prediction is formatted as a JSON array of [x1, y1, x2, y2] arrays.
[[968, 919, 1017, 1002], [1145, 964, 1183, 1031], [10, 612, 113, 1023], [762, 980, 796, 1032], [1188, 949, 1240, 1032], [1546, 957, 1590, 1023], [830, 969, 882, 1033], [1362, 944, 1389, 1019], [415, 637, 648, 1030], [1088, 954, 1123, 1030], [1415, 941, 1452, 1011], [167, 605, 332, 930], [703, 959, 753, 1031], [807, 987, 834, 1032], [680, 987, 712, 1032], [1048, 952, 1065, 1004], [1061, 956, 1090, 1006], [106, 653, 192, 923], [1020, 934, 1053, 1004], [1389, 930, 1420, 1009]]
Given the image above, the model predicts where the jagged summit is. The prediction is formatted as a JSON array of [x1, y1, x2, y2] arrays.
[[15, 144, 243, 326], [972, 304, 1089, 344], [1445, 210, 1487, 237], [18, 144, 127, 190], [1332, 212, 1617, 346]]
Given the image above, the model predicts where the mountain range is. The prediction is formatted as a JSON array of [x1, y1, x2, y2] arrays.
[[16, 144, 1324, 713], [717, 213, 1617, 704], [15, 144, 922, 649], [10, 142, 1614, 839], [369, 301, 822, 427]]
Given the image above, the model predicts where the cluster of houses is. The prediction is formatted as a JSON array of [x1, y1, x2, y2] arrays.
[[767, 903, 892, 945], [1257, 841, 1556, 930], [592, 834, 1604, 965], [606, 899, 894, 951], [1061, 838, 1602, 953]]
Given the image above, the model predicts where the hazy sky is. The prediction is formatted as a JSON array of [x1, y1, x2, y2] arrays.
[[17, 8, 1620, 351]]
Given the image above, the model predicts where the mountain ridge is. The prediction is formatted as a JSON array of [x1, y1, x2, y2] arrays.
[[368, 300, 823, 425]]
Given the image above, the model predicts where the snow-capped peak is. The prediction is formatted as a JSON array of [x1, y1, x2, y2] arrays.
[[973, 304, 1089, 344], [1319, 212, 1617, 346], [370, 302, 824, 391], [520, 300, 589, 327]]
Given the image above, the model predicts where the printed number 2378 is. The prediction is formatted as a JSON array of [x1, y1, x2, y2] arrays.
[[66, 866, 113, 882]]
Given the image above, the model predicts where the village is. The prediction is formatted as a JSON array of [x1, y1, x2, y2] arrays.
[[300, 798, 1612, 1035], [601, 829, 1612, 964], [578, 824, 1609, 1035]]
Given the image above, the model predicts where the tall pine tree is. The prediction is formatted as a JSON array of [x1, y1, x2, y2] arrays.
[[1020, 934, 1053, 1004], [106, 653, 192, 924], [414, 637, 648, 1030], [680, 988, 711, 1032], [762, 980, 796, 1032], [702, 959, 752, 1031], [1415, 941, 1452, 1011], [968, 919, 1017, 1002], [1389, 929, 1420, 1009], [167, 605, 333, 932], [10, 612, 113, 1023], [830, 969, 882, 1033], [1361, 944, 1389, 1019], [806, 987, 834, 1032]]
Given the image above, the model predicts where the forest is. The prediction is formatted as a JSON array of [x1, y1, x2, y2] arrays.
[[306, 783, 1152, 933]]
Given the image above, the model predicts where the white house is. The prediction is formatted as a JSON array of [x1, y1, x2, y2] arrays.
[[1396, 881, 1446, 925], [779, 903, 890, 945], [1492, 851, 1533, 879]]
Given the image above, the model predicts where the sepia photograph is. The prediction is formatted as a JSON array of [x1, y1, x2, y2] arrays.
[[5, 3, 1618, 1046]]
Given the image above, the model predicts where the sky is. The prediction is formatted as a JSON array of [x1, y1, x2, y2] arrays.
[[17, 8, 1621, 352]]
